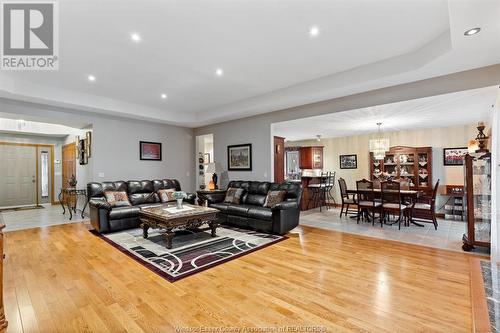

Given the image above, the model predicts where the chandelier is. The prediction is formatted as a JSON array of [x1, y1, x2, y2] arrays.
[[369, 122, 389, 160]]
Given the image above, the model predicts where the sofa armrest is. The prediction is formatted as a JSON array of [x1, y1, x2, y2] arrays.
[[184, 193, 196, 205], [271, 201, 298, 211], [89, 198, 112, 210], [205, 193, 226, 205], [89, 198, 111, 233]]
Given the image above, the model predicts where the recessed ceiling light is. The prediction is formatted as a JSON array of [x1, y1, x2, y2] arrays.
[[130, 33, 141, 42], [87, 75, 96, 82], [215, 68, 223, 77], [309, 25, 320, 37], [161, 93, 167, 99], [464, 27, 481, 36]]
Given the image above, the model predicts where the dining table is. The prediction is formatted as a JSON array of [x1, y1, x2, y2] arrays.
[[346, 188, 423, 226]]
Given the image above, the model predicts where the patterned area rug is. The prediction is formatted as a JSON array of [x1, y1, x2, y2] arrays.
[[92, 226, 285, 282]]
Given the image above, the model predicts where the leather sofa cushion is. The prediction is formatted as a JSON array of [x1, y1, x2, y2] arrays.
[[269, 182, 301, 201], [127, 180, 154, 194], [88, 181, 127, 198], [247, 207, 272, 220], [227, 181, 270, 206], [227, 204, 254, 217], [109, 206, 141, 220], [152, 179, 180, 192], [244, 194, 267, 206], [211, 203, 230, 212], [129, 193, 159, 206]]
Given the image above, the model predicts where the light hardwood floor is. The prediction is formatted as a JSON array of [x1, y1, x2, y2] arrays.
[[4, 222, 473, 332]]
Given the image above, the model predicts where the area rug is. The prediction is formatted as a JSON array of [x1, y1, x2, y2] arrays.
[[91, 226, 285, 282]]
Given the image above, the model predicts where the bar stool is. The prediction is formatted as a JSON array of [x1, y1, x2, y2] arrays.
[[307, 172, 330, 212]]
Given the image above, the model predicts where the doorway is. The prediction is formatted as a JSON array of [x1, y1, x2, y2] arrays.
[[0, 143, 55, 208], [195, 134, 214, 190]]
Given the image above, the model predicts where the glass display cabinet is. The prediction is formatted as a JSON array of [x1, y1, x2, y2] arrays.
[[370, 146, 433, 194], [462, 152, 492, 251]]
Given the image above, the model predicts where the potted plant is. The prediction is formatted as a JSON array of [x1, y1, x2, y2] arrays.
[[68, 175, 77, 187], [172, 191, 187, 209]]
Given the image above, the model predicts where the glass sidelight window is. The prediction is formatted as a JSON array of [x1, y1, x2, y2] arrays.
[[41, 151, 49, 198]]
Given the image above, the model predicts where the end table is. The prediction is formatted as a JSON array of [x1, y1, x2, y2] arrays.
[[196, 189, 227, 206]]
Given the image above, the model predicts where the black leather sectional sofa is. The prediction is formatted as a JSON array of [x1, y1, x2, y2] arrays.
[[203, 180, 302, 235], [88, 179, 195, 233]]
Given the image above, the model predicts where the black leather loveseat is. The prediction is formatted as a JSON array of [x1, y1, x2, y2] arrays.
[[204, 180, 302, 235], [88, 179, 195, 233]]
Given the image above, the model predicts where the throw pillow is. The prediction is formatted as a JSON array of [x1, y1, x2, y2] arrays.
[[104, 191, 131, 207], [158, 188, 176, 203], [224, 187, 245, 204], [263, 190, 286, 208]]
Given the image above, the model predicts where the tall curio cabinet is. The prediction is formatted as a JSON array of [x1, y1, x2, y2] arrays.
[[462, 152, 492, 251]]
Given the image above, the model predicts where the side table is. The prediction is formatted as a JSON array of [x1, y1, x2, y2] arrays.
[[196, 189, 227, 206], [58, 188, 88, 220]]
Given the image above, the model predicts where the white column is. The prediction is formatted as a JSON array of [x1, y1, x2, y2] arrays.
[[491, 91, 500, 262]]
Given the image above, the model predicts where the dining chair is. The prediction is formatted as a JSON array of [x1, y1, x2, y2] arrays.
[[356, 179, 382, 226], [381, 180, 411, 230], [411, 179, 440, 229], [338, 177, 357, 217]]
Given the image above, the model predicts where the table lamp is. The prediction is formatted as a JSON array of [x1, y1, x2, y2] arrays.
[[206, 162, 223, 190]]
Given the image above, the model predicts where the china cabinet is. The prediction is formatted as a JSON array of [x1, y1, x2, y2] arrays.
[[462, 152, 491, 251], [369, 146, 433, 193]]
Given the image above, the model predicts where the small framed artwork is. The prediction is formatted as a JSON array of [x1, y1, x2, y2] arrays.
[[140, 141, 162, 161], [227, 143, 252, 171], [443, 147, 468, 166], [340, 154, 357, 169]]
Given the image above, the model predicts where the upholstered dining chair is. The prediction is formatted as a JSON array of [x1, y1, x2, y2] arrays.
[[356, 179, 382, 226], [411, 179, 440, 230], [381, 180, 411, 230], [338, 177, 357, 217]]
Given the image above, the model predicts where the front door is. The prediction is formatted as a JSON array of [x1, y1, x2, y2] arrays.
[[0, 144, 37, 207]]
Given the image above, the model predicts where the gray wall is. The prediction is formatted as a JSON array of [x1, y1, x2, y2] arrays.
[[91, 117, 194, 187], [194, 65, 500, 184], [0, 99, 196, 192]]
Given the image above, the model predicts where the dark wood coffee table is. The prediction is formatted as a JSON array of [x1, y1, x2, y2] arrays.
[[139, 204, 219, 249]]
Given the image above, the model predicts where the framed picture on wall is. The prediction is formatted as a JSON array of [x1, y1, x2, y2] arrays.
[[443, 147, 468, 166], [339, 154, 357, 169], [227, 143, 252, 171], [140, 141, 162, 161]]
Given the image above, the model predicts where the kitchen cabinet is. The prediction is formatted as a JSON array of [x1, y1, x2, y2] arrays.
[[299, 146, 323, 169]]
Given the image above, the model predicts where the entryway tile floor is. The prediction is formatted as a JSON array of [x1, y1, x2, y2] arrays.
[[1, 204, 88, 232], [300, 207, 489, 256]]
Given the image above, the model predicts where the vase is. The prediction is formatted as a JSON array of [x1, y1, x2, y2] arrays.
[[176, 198, 183, 209]]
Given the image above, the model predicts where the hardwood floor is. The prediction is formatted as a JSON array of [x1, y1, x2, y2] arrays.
[[4, 222, 474, 332]]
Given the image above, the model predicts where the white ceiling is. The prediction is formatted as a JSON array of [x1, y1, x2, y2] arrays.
[[0, 0, 499, 127], [272, 86, 499, 141]]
